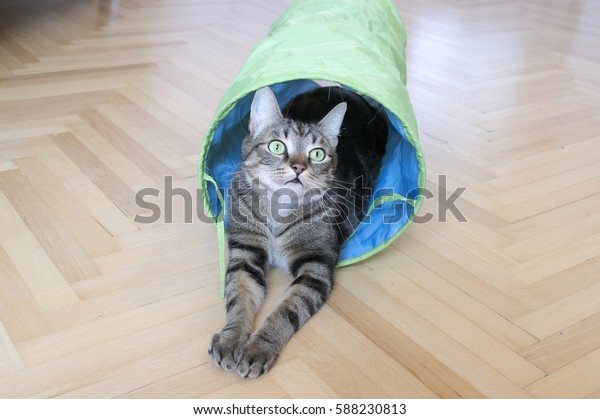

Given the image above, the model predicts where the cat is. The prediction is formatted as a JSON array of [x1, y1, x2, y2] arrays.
[[208, 85, 388, 378]]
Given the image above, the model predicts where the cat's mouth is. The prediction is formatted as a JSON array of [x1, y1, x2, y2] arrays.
[[285, 177, 303, 186]]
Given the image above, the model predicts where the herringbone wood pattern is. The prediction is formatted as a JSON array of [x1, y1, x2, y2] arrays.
[[1, 0, 599, 398]]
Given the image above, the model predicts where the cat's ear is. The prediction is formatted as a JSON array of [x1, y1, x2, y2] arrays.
[[318, 102, 347, 146], [249, 87, 283, 135]]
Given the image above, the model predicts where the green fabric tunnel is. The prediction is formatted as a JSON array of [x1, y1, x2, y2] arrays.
[[198, 0, 426, 297]]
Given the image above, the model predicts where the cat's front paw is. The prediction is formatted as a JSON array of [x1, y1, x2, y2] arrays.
[[208, 329, 249, 373], [235, 335, 280, 379]]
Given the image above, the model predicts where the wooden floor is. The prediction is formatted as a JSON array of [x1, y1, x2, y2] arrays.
[[1, 0, 600, 399]]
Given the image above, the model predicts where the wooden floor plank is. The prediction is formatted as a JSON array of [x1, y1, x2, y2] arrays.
[[520, 312, 600, 374], [514, 282, 600, 340], [359, 263, 544, 386], [286, 304, 438, 398], [0, 246, 54, 344], [0, 190, 80, 311], [0, 169, 101, 282], [337, 273, 532, 398], [526, 348, 600, 399], [33, 141, 138, 236], [0, 322, 25, 375], [13, 156, 119, 258], [269, 359, 340, 398]]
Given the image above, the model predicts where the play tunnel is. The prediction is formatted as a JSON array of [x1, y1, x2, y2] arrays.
[[198, 0, 426, 296]]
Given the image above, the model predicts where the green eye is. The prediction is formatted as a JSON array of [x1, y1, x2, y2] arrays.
[[268, 140, 286, 155], [309, 148, 326, 162]]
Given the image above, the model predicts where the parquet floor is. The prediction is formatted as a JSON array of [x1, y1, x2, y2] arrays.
[[1, 0, 599, 399]]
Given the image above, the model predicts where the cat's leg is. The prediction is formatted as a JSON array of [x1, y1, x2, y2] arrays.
[[209, 239, 267, 372], [235, 252, 335, 378]]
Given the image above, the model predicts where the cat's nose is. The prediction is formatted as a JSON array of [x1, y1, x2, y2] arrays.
[[292, 163, 306, 175]]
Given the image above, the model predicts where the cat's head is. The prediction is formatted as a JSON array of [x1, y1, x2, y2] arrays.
[[241, 87, 346, 199]]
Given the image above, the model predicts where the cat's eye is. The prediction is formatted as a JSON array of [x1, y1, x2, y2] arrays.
[[268, 140, 286, 155], [309, 148, 326, 162]]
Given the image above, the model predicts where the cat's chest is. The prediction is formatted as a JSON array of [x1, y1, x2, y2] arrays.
[[264, 218, 294, 270], [266, 242, 289, 272]]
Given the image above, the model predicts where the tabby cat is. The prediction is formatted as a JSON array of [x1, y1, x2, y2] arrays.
[[208, 86, 387, 378]]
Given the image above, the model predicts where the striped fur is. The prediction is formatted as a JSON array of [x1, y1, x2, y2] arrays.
[[209, 86, 387, 378]]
